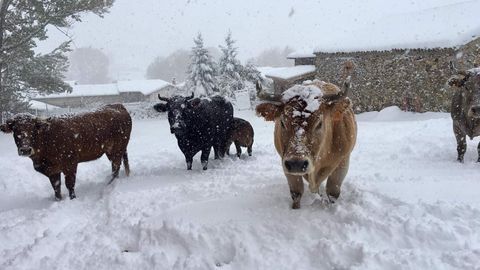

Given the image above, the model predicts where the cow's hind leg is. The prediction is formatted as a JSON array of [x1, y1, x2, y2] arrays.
[[235, 141, 242, 158], [326, 157, 350, 203], [64, 164, 78, 199], [106, 152, 122, 184], [185, 154, 193, 170], [49, 173, 62, 201], [123, 151, 130, 176], [286, 175, 304, 209], [201, 147, 211, 170], [454, 124, 466, 162], [247, 142, 253, 156]]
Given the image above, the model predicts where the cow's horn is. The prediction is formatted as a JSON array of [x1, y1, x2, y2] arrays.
[[342, 76, 351, 96], [158, 94, 169, 102], [186, 92, 194, 100]]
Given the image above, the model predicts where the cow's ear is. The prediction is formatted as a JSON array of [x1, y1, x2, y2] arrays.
[[256, 103, 283, 121], [153, 103, 168, 112], [0, 119, 14, 133], [448, 74, 468, 87], [188, 98, 201, 109]]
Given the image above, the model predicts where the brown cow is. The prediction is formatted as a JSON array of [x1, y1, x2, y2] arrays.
[[226, 117, 254, 157], [0, 104, 132, 200], [448, 68, 480, 162], [256, 79, 357, 209]]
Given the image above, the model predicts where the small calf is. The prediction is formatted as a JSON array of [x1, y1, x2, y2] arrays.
[[226, 117, 254, 157]]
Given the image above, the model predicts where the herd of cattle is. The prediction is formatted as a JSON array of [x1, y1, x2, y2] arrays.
[[1, 68, 480, 208]]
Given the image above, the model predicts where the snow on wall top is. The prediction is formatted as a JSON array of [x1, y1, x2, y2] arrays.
[[262, 65, 316, 80], [36, 79, 173, 99]]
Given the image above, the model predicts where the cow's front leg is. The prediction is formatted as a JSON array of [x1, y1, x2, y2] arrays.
[[49, 173, 62, 201], [200, 147, 211, 170], [185, 155, 193, 170], [286, 174, 304, 209], [64, 164, 78, 199], [326, 157, 350, 202], [454, 124, 466, 162]]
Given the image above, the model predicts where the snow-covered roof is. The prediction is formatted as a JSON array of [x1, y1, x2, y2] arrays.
[[287, 52, 315, 59], [29, 100, 59, 111], [260, 65, 316, 80], [35, 79, 173, 99], [43, 83, 119, 98], [314, 2, 480, 53], [117, 79, 172, 95]]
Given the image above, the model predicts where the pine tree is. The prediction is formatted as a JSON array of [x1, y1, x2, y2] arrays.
[[0, 0, 114, 119], [186, 33, 217, 97], [218, 31, 243, 81], [217, 31, 244, 98]]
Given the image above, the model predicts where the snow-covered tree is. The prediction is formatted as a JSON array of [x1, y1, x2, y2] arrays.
[[217, 31, 244, 98], [218, 31, 243, 81], [186, 33, 217, 97], [0, 0, 114, 119]]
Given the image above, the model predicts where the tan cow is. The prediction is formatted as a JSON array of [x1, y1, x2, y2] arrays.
[[256, 79, 357, 209]]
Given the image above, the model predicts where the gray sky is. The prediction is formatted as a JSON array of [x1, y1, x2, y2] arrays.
[[37, 0, 480, 80]]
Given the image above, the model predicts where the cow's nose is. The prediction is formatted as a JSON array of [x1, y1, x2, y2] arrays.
[[18, 147, 32, 156], [284, 159, 309, 173]]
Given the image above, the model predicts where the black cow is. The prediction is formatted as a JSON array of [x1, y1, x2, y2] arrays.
[[448, 68, 480, 162], [153, 93, 234, 170]]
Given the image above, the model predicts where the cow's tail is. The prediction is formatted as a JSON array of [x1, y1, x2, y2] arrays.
[[123, 151, 130, 177]]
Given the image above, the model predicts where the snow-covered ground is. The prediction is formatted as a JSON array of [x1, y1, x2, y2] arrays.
[[1, 107, 480, 269]]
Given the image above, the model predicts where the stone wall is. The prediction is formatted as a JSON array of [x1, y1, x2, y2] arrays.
[[314, 37, 480, 112]]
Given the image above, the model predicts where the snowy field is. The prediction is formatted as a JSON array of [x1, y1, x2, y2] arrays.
[[1, 107, 480, 270]]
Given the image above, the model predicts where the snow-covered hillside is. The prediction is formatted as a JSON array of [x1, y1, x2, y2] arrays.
[[1, 107, 479, 269]]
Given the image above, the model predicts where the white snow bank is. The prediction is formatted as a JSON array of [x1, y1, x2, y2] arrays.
[[356, 106, 449, 122], [1, 109, 480, 269]]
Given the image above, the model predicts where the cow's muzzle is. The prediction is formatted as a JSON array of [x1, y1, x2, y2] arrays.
[[284, 158, 310, 175], [18, 147, 33, 157]]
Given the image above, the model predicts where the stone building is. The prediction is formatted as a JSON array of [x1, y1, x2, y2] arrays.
[[287, 37, 480, 112]]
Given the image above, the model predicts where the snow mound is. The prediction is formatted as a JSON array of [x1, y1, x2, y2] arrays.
[[356, 106, 449, 122]]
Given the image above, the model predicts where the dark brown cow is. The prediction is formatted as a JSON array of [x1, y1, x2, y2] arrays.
[[448, 68, 480, 162], [256, 79, 357, 209], [226, 117, 254, 157], [0, 104, 132, 200]]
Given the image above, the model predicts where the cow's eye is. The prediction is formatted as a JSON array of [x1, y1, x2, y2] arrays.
[[316, 121, 322, 130], [280, 119, 286, 129]]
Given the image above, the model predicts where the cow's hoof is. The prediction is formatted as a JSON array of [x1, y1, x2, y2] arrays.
[[54, 195, 62, 201], [69, 193, 76, 200], [202, 167, 208, 170], [292, 201, 301, 209], [457, 157, 464, 163]]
